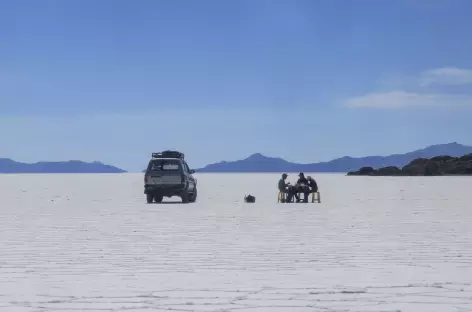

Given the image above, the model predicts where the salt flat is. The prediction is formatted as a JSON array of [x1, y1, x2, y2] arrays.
[[0, 173, 471, 312]]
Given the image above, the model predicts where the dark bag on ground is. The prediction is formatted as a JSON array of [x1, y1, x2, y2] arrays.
[[244, 195, 256, 203]]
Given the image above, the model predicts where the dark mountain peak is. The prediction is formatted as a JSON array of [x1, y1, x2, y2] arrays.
[[245, 153, 268, 160], [415, 142, 470, 154], [442, 141, 459, 145], [0, 158, 16, 163], [427, 142, 462, 148]]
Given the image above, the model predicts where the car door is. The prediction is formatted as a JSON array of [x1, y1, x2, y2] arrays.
[[183, 161, 196, 190]]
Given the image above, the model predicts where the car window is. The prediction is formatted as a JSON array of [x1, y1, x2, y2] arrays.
[[149, 159, 180, 171], [184, 162, 191, 173]]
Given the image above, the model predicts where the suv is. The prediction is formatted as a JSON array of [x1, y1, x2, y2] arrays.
[[144, 150, 197, 204]]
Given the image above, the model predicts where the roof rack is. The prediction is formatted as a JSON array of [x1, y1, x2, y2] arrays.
[[152, 150, 185, 160]]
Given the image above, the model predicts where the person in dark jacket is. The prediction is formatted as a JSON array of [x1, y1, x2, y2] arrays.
[[307, 175, 318, 193], [278, 173, 297, 203], [295, 172, 310, 203]]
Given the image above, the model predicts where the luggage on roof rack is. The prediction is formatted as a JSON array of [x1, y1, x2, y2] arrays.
[[152, 150, 185, 160]]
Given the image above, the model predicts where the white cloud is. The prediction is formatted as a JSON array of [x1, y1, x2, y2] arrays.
[[419, 67, 472, 86], [346, 67, 472, 110], [345, 91, 472, 109]]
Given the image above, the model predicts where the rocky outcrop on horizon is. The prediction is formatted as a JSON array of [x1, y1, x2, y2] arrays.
[[347, 154, 472, 176]]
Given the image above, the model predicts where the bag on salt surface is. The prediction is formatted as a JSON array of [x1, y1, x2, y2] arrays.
[[244, 194, 256, 203]]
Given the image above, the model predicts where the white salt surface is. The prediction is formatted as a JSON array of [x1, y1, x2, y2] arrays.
[[1, 173, 471, 312]]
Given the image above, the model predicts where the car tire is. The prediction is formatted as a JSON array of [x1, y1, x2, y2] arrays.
[[146, 193, 153, 204], [181, 190, 190, 203], [189, 187, 197, 203], [154, 195, 163, 203]]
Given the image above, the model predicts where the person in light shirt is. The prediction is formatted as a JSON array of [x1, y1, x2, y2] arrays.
[[278, 173, 298, 203]]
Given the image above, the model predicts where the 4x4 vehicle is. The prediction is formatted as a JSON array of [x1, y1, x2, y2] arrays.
[[144, 150, 197, 204]]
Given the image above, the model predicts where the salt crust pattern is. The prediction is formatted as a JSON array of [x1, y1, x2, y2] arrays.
[[1, 173, 471, 312]]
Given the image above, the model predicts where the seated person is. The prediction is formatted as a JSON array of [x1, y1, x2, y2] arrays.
[[307, 175, 318, 193], [278, 173, 298, 203], [296, 172, 310, 203]]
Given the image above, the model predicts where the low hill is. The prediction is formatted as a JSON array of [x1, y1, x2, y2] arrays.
[[0, 158, 126, 173], [197, 142, 472, 173]]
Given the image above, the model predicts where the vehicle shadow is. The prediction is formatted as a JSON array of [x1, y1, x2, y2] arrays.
[[150, 201, 185, 205]]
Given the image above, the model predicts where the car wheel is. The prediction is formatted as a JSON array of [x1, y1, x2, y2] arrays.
[[181, 190, 190, 203], [189, 187, 197, 202], [154, 195, 163, 203], [146, 193, 153, 204]]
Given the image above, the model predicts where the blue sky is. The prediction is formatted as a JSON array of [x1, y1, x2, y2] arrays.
[[1, 0, 472, 172]]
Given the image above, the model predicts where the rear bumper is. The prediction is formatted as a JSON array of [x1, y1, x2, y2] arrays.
[[144, 183, 186, 195]]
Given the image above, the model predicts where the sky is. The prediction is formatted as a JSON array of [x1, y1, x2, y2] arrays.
[[1, 0, 472, 172]]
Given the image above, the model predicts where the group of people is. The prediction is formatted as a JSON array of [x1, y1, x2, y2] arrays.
[[278, 172, 318, 203]]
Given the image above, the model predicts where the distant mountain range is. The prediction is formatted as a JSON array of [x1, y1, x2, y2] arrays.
[[0, 159, 126, 174], [2, 142, 471, 174], [197, 142, 472, 173]]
